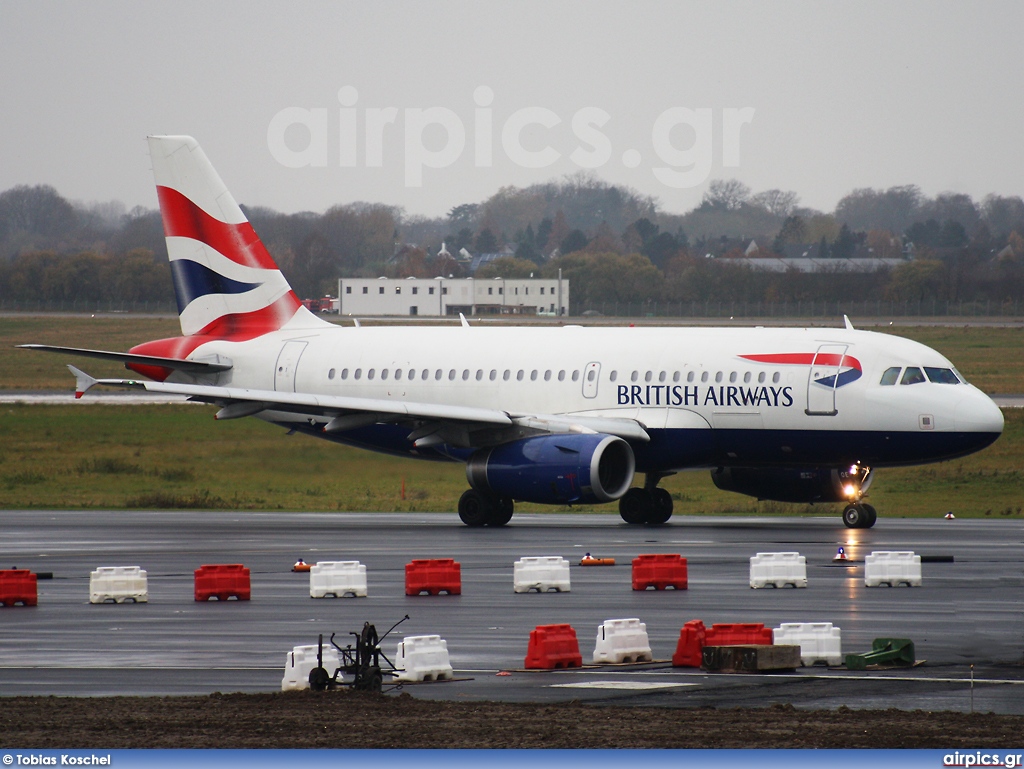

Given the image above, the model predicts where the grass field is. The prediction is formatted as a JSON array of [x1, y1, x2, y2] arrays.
[[1, 315, 1020, 518]]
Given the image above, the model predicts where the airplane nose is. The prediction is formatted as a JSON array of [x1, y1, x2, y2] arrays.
[[954, 391, 1005, 435]]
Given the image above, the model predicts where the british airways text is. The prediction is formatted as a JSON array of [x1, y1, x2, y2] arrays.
[[617, 384, 794, 408]]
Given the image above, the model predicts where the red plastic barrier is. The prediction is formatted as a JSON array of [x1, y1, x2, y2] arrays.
[[705, 622, 772, 646], [194, 564, 251, 601], [525, 624, 583, 669], [632, 553, 688, 590], [405, 559, 461, 596], [0, 569, 37, 607], [671, 619, 706, 667]]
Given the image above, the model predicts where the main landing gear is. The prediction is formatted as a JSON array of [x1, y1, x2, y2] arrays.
[[458, 489, 514, 527], [842, 502, 877, 529], [618, 473, 674, 525]]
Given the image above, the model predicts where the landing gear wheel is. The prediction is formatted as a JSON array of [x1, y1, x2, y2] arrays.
[[647, 488, 674, 525], [488, 498, 514, 526], [308, 666, 330, 692], [842, 503, 875, 529], [458, 489, 492, 527], [619, 488, 650, 524]]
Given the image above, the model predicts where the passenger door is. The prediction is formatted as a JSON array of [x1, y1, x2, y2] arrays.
[[805, 343, 847, 416]]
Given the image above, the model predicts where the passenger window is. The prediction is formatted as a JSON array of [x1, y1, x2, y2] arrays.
[[743, 372, 751, 383], [587, 369, 596, 382], [448, 369, 456, 381], [476, 369, 483, 381], [394, 369, 401, 380], [328, 368, 335, 380], [687, 371, 695, 383], [489, 370, 497, 381], [573, 370, 581, 382], [757, 372, 765, 384], [462, 370, 470, 381], [701, 371, 709, 383], [673, 372, 680, 382], [880, 367, 901, 386], [530, 370, 538, 381], [557, 370, 565, 381], [341, 369, 348, 380], [435, 369, 442, 380], [354, 369, 362, 380], [503, 370, 511, 381], [517, 370, 524, 381], [925, 367, 960, 384], [367, 369, 375, 380], [645, 371, 653, 382], [729, 372, 737, 383], [607, 371, 615, 382], [658, 371, 666, 383], [631, 371, 639, 382], [381, 369, 389, 380], [715, 372, 723, 383], [900, 367, 925, 385]]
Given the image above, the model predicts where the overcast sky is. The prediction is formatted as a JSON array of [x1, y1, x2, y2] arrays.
[[2, 1, 1022, 220]]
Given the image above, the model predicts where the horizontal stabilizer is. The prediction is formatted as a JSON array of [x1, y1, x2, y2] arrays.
[[18, 344, 232, 374]]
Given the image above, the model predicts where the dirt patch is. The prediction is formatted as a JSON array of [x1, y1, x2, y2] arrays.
[[2, 693, 1022, 749]]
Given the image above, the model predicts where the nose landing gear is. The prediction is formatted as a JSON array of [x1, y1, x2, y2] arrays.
[[842, 502, 877, 529]]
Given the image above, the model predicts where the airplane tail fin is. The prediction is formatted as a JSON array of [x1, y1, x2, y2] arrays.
[[147, 135, 330, 339]]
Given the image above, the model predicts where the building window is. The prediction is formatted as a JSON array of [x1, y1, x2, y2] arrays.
[[540, 287, 545, 295], [345, 287, 352, 294], [488, 287, 493, 295], [395, 287, 401, 294], [442, 287, 448, 295], [379, 287, 384, 294], [362, 287, 368, 294], [429, 287, 435, 295], [498, 287, 503, 295]]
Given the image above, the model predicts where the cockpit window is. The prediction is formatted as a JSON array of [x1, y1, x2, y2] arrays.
[[900, 366, 926, 385], [925, 367, 960, 384], [879, 367, 901, 386]]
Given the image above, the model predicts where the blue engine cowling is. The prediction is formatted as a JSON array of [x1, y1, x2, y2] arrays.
[[466, 433, 635, 505]]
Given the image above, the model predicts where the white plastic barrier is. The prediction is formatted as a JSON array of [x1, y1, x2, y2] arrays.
[[772, 622, 843, 666], [281, 644, 341, 691], [513, 556, 571, 593], [593, 618, 653, 664], [750, 552, 807, 589], [394, 634, 454, 682], [309, 561, 367, 598], [864, 551, 922, 587], [89, 566, 148, 604]]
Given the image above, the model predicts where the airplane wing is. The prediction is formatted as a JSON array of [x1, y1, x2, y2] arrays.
[[18, 344, 232, 374], [67, 366, 650, 446]]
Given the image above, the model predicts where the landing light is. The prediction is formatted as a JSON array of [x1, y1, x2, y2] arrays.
[[843, 483, 857, 498]]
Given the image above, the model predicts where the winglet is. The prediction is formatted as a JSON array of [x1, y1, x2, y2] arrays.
[[67, 365, 98, 399], [844, 315, 855, 330]]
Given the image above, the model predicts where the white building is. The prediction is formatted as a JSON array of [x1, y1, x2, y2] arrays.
[[335, 277, 570, 317]]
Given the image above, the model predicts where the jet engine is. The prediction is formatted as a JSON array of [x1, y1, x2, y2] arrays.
[[466, 433, 635, 505], [711, 465, 872, 504]]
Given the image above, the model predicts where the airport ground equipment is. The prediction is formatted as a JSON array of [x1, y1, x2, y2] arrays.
[[632, 553, 688, 590], [749, 552, 807, 588], [89, 566, 148, 604], [525, 624, 583, 669], [194, 564, 250, 601], [0, 569, 37, 607], [405, 558, 461, 595], [864, 551, 922, 587], [308, 615, 409, 693], [513, 556, 571, 593], [845, 638, 915, 670], [772, 622, 843, 666], [309, 560, 367, 598]]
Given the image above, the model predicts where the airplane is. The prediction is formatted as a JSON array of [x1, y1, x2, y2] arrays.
[[20, 135, 1005, 529]]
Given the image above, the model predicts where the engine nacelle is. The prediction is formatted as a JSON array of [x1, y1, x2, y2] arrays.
[[467, 434, 635, 505], [711, 466, 871, 504]]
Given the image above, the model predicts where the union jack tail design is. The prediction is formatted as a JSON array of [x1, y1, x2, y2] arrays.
[[147, 135, 329, 339]]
